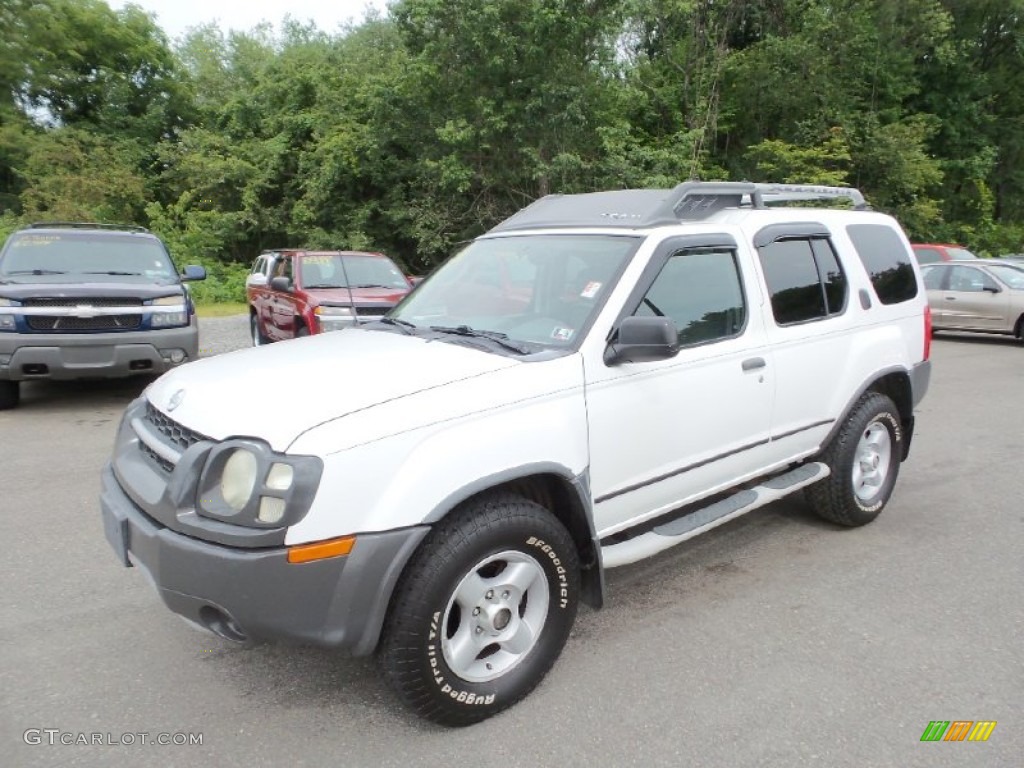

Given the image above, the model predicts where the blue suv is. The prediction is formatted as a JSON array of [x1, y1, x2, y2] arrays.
[[0, 222, 206, 409]]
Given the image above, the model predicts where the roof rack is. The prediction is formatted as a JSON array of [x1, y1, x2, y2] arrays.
[[489, 181, 869, 233], [27, 221, 151, 233]]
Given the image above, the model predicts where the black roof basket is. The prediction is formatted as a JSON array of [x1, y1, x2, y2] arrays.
[[489, 181, 869, 233], [27, 221, 151, 233]]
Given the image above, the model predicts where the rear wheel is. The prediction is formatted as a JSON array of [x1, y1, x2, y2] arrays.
[[806, 392, 903, 526], [0, 380, 18, 410], [379, 493, 580, 726]]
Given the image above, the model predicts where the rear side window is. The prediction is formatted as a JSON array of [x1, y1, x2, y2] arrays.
[[848, 225, 919, 304], [757, 238, 847, 325]]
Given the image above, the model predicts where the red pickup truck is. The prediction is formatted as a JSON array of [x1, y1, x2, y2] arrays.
[[246, 250, 413, 345]]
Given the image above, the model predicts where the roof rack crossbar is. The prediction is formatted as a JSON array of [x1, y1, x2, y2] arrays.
[[488, 181, 869, 232], [27, 221, 150, 233], [656, 182, 868, 222]]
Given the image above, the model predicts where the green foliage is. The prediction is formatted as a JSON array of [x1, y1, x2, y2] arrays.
[[0, 0, 1023, 291]]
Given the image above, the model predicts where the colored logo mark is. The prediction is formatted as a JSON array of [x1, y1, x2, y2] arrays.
[[920, 721, 997, 742]]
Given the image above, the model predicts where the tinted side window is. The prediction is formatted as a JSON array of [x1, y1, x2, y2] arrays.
[[913, 247, 942, 264], [811, 239, 848, 314], [848, 224, 919, 304], [758, 239, 827, 324], [633, 249, 746, 346]]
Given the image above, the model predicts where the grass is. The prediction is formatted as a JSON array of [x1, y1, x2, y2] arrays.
[[195, 302, 248, 318]]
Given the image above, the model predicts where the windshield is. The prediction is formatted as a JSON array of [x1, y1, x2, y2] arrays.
[[390, 234, 640, 348], [298, 254, 409, 289], [0, 232, 177, 281], [988, 264, 1024, 290]]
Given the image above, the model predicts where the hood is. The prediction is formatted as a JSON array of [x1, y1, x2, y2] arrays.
[[145, 329, 519, 451], [0, 281, 183, 300], [309, 286, 409, 305]]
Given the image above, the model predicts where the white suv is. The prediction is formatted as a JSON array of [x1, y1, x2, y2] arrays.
[[101, 182, 932, 726]]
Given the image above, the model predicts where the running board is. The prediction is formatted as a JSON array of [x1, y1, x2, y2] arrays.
[[601, 462, 830, 569]]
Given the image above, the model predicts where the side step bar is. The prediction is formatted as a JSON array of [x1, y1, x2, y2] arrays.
[[601, 462, 830, 569]]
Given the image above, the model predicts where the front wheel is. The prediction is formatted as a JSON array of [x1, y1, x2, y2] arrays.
[[806, 392, 903, 526], [250, 313, 269, 346], [0, 380, 19, 410], [378, 493, 580, 726]]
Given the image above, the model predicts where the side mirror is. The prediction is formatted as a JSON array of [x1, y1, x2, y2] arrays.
[[181, 265, 207, 282], [604, 316, 679, 365], [270, 276, 292, 292]]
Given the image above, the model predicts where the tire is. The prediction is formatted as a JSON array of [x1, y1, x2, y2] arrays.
[[296, 323, 310, 338], [0, 380, 18, 410], [378, 493, 580, 726], [250, 312, 269, 346], [806, 392, 903, 527]]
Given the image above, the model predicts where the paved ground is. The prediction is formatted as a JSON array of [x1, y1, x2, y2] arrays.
[[1, 321, 1021, 767]]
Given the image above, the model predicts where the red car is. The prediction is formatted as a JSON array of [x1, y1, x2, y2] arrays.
[[911, 242, 978, 264], [247, 250, 413, 345]]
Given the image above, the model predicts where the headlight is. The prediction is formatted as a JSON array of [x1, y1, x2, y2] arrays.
[[0, 298, 17, 331], [315, 305, 354, 317], [150, 296, 188, 328], [221, 448, 258, 511], [197, 440, 323, 528]]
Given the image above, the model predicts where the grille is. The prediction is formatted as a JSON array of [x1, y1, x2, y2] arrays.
[[355, 306, 390, 317], [27, 314, 141, 331], [139, 442, 175, 474], [145, 401, 208, 450], [23, 297, 144, 307]]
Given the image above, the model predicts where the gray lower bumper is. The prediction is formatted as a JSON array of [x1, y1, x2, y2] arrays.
[[0, 324, 198, 381], [100, 464, 429, 655]]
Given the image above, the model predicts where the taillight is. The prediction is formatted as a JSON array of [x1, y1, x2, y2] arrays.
[[923, 305, 932, 361]]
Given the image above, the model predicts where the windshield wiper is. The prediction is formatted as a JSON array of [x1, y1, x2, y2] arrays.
[[82, 271, 143, 276], [6, 269, 67, 275], [374, 316, 418, 335], [303, 284, 343, 289], [429, 325, 531, 354], [350, 283, 395, 289]]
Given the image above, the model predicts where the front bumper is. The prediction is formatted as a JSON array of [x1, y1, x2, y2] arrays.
[[0, 324, 198, 381], [101, 463, 429, 655]]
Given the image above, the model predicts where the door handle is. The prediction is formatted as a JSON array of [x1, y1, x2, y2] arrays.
[[742, 357, 766, 372], [945, 296, 957, 301]]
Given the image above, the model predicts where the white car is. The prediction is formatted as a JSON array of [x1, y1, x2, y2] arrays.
[[101, 182, 932, 725]]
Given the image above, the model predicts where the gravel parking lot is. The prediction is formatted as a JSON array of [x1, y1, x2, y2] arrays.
[[2, 319, 1021, 767]]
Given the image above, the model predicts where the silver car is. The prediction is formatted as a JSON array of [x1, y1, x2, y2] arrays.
[[921, 261, 1024, 341]]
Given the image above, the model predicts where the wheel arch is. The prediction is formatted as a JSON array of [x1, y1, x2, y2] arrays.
[[423, 465, 604, 610], [823, 367, 915, 461]]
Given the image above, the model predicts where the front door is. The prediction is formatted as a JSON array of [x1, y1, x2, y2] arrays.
[[585, 240, 775, 538], [940, 265, 1011, 331]]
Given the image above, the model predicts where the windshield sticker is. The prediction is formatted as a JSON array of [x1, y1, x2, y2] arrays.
[[302, 255, 334, 265], [580, 281, 602, 299], [551, 327, 574, 341]]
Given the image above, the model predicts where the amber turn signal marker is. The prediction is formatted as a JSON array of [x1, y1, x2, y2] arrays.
[[287, 536, 356, 564]]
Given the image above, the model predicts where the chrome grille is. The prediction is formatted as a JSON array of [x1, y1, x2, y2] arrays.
[[23, 297, 144, 307]]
